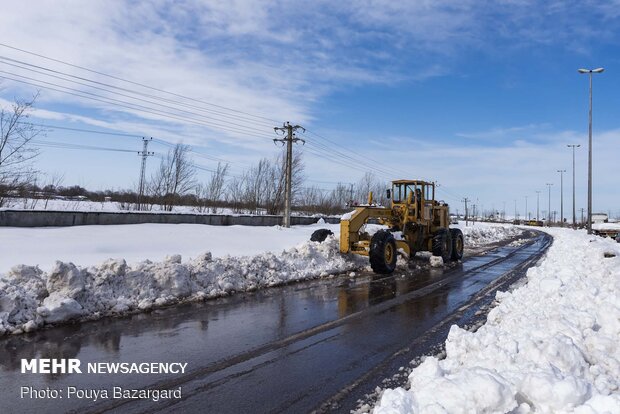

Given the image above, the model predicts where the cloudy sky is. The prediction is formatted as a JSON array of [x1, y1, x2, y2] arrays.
[[0, 0, 619, 218]]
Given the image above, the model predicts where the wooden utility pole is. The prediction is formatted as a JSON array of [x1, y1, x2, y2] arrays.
[[462, 197, 470, 226], [137, 137, 153, 211], [274, 122, 305, 227]]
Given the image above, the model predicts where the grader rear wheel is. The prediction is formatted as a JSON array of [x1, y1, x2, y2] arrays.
[[369, 230, 397, 274], [432, 229, 453, 262], [450, 228, 464, 260]]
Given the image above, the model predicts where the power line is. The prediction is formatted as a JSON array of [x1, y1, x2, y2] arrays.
[[0, 60, 276, 132], [31, 139, 140, 153], [0, 56, 276, 129], [0, 73, 276, 139], [0, 43, 280, 124], [18, 121, 143, 138]]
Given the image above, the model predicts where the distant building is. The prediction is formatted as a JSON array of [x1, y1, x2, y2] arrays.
[[592, 213, 608, 223]]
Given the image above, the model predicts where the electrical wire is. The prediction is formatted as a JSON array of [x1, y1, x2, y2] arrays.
[[0, 59, 276, 132], [0, 43, 280, 124], [0, 73, 276, 139], [0, 56, 276, 129]]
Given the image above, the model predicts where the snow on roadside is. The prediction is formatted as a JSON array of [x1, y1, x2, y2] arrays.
[[0, 223, 522, 336], [457, 221, 524, 247], [0, 236, 366, 336], [374, 227, 620, 413]]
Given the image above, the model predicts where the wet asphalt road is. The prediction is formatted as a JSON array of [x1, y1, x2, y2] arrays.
[[0, 231, 551, 414]]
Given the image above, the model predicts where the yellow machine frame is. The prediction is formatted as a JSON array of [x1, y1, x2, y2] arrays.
[[340, 180, 450, 258]]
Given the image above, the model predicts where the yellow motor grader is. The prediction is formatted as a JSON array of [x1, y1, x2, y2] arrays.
[[311, 180, 464, 274]]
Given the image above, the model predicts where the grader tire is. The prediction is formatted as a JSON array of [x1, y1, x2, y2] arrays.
[[369, 230, 397, 274], [310, 228, 333, 243], [450, 228, 464, 260], [432, 229, 453, 262]]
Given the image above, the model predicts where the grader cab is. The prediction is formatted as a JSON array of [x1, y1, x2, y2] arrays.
[[314, 180, 464, 274]]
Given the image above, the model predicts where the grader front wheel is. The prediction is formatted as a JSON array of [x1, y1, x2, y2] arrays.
[[369, 230, 397, 274]]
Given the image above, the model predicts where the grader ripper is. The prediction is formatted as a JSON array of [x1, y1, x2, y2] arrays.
[[318, 180, 464, 274]]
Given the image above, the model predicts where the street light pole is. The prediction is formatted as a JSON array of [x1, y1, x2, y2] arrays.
[[578, 67, 604, 234], [525, 195, 528, 221], [514, 199, 517, 222], [567, 144, 580, 228], [557, 170, 566, 227], [545, 184, 553, 225], [536, 191, 541, 222]]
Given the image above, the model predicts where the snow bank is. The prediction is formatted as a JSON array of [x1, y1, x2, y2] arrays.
[[374, 228, 620, 413], [457, 222, 524, 247], [0, 237, 366, 336], [0, 223, 522, 336]]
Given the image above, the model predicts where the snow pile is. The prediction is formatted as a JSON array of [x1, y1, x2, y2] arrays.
[[459, 223, 523, 247], [374, 228, 620, 413], [0, 236, 365, 336]]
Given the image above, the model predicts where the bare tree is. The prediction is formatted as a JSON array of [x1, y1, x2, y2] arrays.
[[236, 151, 305, 215], [42, 172, 65, 209], [354, 172, 388, 206], [228, 175, 246, 213], [149, 143, 197, 211], [0, 94, 43, 206], [195, 162, 229, 213]]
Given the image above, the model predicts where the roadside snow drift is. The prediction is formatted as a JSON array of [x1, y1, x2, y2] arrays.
[[374, 228, 620, 413], [0, 237, 365, 336], [0, 223, 521, 336]]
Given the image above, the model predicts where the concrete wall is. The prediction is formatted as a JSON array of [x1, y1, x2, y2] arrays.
[[0, 210, 341, 227]]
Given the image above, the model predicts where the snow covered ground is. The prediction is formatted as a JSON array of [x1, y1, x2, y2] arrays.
[[0, 222, 341, 273], [1, 197, 246, 214], [0, 222, 521, 336], [374, 227, 620, 413], [593, 222, 620, 231], [0, 197, 333, 217]]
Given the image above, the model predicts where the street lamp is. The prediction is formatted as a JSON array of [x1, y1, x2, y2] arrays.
[[557, 170, 566, 226], [536, 190, 541, 222], [578, 67, 604, 234], [567, 144, 581, 228], [525, 195, 529, 221], [545, 184, 553, 225]]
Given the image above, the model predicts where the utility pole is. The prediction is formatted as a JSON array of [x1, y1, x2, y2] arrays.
[[580, 207, 585, 226], [137, 137, 154, 211], [525, 195, 528, 221], [472, 204, 477, 224], [514, 199, 517, 222], [536, 191, 541, 222], [462, 197, 470, 226], [350, 184, 354, 205], [545, 183, 553, 225], [567, 144, 580, 228], [274, 122, 305, 228], [557, 169, 566, 226]]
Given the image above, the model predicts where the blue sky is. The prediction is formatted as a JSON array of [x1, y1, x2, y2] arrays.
[[0, 1, 619, 218]]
